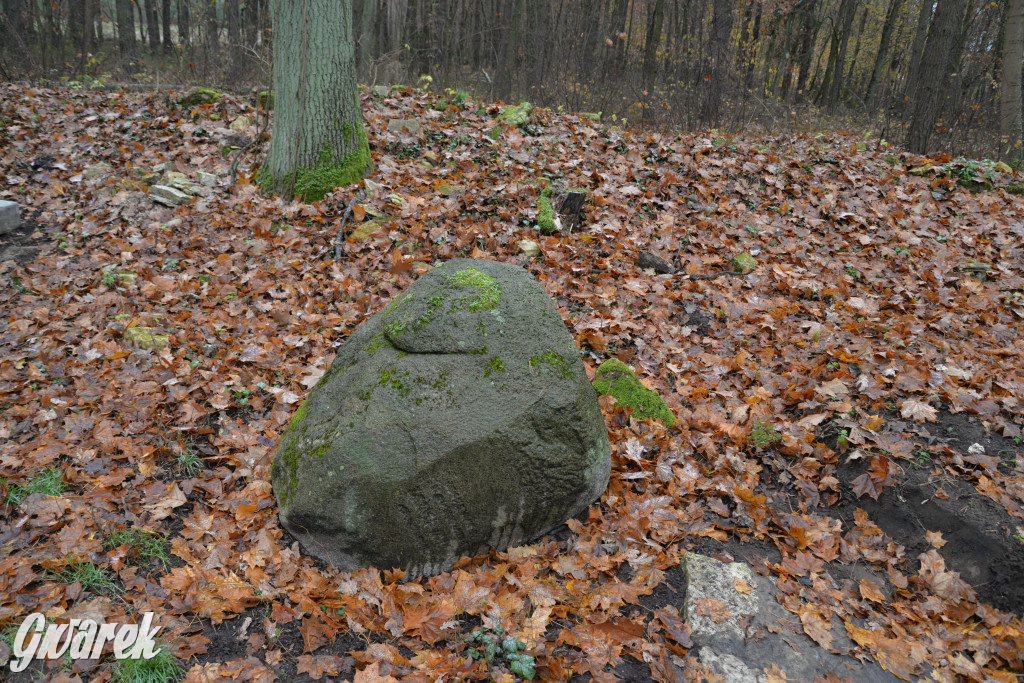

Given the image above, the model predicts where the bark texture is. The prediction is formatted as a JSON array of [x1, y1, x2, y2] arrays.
[[1001, 0, 1024, 158], [258, 0, 369, 202], [906, 0, 970, 154]]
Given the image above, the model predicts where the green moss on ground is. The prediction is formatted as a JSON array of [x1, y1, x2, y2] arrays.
[[537, 187, 556, 235], [592, 359, 676, 427], [499, 101, 533, 126], [178, 87, 221, 107]]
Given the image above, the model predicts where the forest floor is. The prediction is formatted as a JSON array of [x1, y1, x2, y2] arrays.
[[0, 82, 1023, 682]]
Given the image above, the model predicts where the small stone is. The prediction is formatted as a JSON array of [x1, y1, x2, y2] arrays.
[[423, 150, 438, 163], [499, 101, 533, 126], [178, 87, 221, 107], [730, 252, 758, 274], [387, 119, 422, 133], [438, 184, 465, 197], [373, 85, 390, 98], [348, 221, 384, 240], [364, 179, 384, 193], [637, 250, 676, 274], [518, 240, 541, 258], [0, 200, 22, 235], [83, 162, 113, 181], [149, 185, 193, 207], [158, 172, 202, 195], [967, 443, 985, 455], [116, 273, 137, 287], [229, 115, 252, 131], [123, 326, 170, 350], [198, 172, 218, 187]]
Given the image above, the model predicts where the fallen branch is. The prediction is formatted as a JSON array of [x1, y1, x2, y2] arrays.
[[334, 189, 366, 260]]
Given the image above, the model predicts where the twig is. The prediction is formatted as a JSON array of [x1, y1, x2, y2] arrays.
[[334, 190, 366, 260], [683, 270, 749, 281]]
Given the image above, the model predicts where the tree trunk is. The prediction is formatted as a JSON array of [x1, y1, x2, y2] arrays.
[[866, 0, 903, 107], [258, 0, 370, 202], [906, 0, 970, 153], [904, 0, 935, 103], [179, 0, 192, 48], [162, 0, 173, 51], [226, 0, 243, 79], [146, 0, 161, 52], [825, 0, 856, 110], [701, 0, 733, 125], [795, 0, 818, 99], [642, 0, 664, 81], [116, 0, 139, 66], [1001, 0, 1024, 158], [204, 0, 219, 56]]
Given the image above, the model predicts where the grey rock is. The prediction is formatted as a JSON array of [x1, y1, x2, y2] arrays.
[[159, 171, 202, 195], [677, 553, 901, 682], [229, 115, 252, 131], [197, 172, 219, 187], [637, 250, 676, 274], [387, 118, 422, 133], [272, 259, 611, 577], [149, 185, 193, 207], [373, 85, 391, 98], [83, 162, 113, 181], [0, 200, 21, 235]]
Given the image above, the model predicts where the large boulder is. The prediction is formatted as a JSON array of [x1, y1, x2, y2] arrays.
[[272, 259, 611, 576]]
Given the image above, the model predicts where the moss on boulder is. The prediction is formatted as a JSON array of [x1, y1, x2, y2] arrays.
[[272, 259, 611, 577], [178, 87, 222, 107]]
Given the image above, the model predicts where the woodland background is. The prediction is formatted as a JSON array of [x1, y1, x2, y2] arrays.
[[0, 0, 1022, 158]]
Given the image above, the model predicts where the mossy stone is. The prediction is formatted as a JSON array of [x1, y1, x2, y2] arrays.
[[271, 259, 610, 577]]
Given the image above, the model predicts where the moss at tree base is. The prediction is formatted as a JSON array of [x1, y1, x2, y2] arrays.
[[592, 358, 676, 427], [257, 124, 371, 202]]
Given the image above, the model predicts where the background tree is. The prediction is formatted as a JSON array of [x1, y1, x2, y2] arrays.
[[1001, 0, 1024, 161], [907, 0, 970, 153], [256, 0, 370, 202]]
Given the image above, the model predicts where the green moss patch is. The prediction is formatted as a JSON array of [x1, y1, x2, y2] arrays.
[[257, 124, 371, 202], [592, 359, 675, 427], [178, 87, 222, 107], [529, 350, 574, 380], [537, 187, 556, 235], [499, 101, 533, 126]]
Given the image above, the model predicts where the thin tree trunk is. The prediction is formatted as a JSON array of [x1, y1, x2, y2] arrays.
[[867, 0, 904, 107], [904, 0, 935, 103], [642, 0, 664, 81], [258, 0, 370, 202], [226, 0, 243, 79], [1001, 0, 1024, 158], [795, 0, 818, 99], [701, 0, 733, 125], [146, 0, 161, 52], [907, 0, 970, 153], [162, 0, 173, 51], [179, 0, 192, 48], [117, 0, 139, 66]]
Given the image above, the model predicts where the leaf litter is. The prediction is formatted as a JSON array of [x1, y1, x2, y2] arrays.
[[0, 83, 1023, 680]]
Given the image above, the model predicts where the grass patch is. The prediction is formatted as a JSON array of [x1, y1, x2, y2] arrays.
[[175, 445, 204, 477], [104, 529, 171, 567], [111, 643, 185, 683], [48, 558, 121, 595], [748, 421, 783, 449], [4, 467, 65, 506]]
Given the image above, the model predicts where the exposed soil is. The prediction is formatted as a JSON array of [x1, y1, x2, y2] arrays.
[[830, 410, 1024, 616], [0, 206, 50, 265]]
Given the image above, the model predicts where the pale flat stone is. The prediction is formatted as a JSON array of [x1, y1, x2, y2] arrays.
[[0, 200, 21, 235], [149, 185, 193, 207]]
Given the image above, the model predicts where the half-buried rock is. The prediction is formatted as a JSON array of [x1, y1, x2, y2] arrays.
[[272, 259, 611, 577]]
